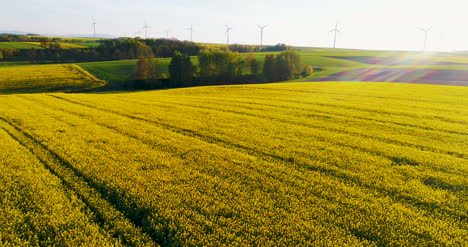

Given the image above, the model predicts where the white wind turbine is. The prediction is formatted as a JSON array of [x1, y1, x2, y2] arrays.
[[92, 17, 97, 38], [418, 27, 432, 51], [257, 24, 268, 47], [330, 23, 340, 48], [226, 25, 233, 45], [186, 25, 193, 42]]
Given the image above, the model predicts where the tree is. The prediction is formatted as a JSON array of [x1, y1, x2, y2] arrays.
[[136, 56, 148, 81], [247, 52, 255, 69], [225, 51, 244, 81], [198, 49, 215, 80], [50, 40, 61, 50], [40, 37, 49, 48], [276, 50, 302, 80], [169, 51, 195, 83], [198, 49, 245, 82], [147, 53, 159, 81], [0, 51, 3, 60], [302, 65, 313, 77], [263, 54, 275, 81], [250, 58, 259, 75], [275, 54, 290, 81]]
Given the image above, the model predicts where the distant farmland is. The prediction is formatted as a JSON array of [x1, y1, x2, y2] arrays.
[[20, 42, 88, 49], [0, 64, 106, 94], [0, 82, 466, 246]]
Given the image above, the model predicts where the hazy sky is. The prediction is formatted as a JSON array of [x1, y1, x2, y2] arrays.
[[2, 0, 468, 51]]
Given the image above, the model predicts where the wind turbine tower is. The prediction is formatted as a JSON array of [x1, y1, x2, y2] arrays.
[[418, 27, 432, 51], [330, 23, 340, 49], [226, 25, 233, 45], [92, 18, 96, 38], [187, 25, 193, 42], [257, 24, 268, 47], [142, 21, 150, 39]]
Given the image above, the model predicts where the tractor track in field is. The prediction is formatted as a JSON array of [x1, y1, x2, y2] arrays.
[[12, 96, 408, 245], [170, 95, 467, 125], [236, 86, 468, 108], [118, 90, 467, 136], [41, 95, 467, 220], [0, 116, 162, 247], [103, 95, 468, 161], [5, 98, 413, 245], [232, 97, 468, 134]]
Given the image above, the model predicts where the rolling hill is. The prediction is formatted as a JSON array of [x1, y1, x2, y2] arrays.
[[0, 81, 466, 245], [0, 64, 106, 94]]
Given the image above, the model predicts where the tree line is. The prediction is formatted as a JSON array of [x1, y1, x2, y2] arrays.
[[130, 49, 313, 89], [0, 38, 202, 63], [0, 34, 288, 63]]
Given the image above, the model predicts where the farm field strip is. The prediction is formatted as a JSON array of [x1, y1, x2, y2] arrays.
[[112, 88, 467, 133], [20, 42, 87, 49], [107, 95, 468, 160], [69, 88, 468, 158], [0, 123, 125, 246], [0, 81, 466, 245], [153, 94, 467, 130], [0, 96, 390, 246], [0, 64, 106, 94], [0, 117, 156, 246], [34, 97, 468, 219], [38, 88, 464, 165], [43, 93, 468, 205], [2, 94, 464, 245], [238, 84, 468, 109], [15, 91, 468, 212]]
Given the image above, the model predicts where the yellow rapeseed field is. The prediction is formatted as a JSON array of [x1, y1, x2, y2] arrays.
[[0, 81, 466, 246], [0, 64, 106, 94]]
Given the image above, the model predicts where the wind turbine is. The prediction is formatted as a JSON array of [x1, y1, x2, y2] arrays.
[[225, 25, 233, 45], [142, 21, 150, 39], [330, 23, 340, 49], [257, 24, 268, 47], [186, 25, 193, 42], [418, 27, 432, 51], [92, 17, 96, 38], [166, 30, 170, 39]]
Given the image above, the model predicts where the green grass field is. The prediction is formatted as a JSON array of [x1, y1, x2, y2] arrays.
[[0, 64, 106, 94], [76, 49, 468, 87], [78, 59, 171, 85], [0, 81, 466, 246], [76, 51, 365, 87]]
